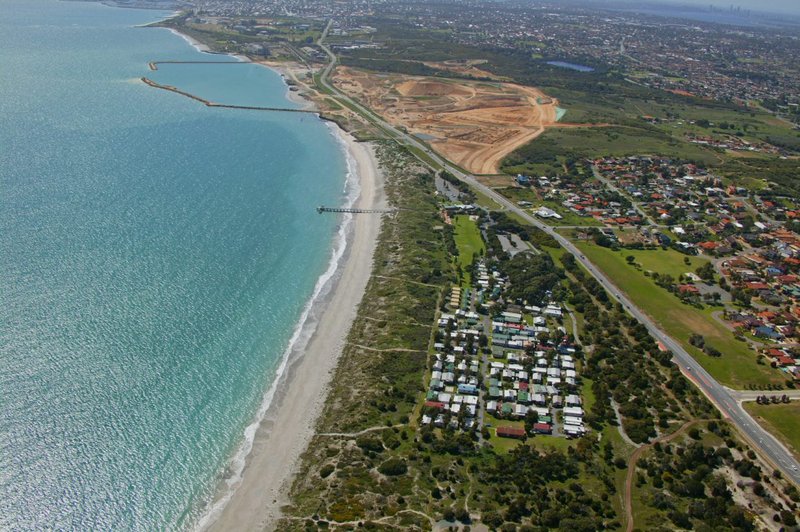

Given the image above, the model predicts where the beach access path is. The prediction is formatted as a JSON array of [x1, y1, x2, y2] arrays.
[[205, 135, 385, 531]]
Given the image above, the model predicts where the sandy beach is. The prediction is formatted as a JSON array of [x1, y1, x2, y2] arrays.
[[150, 27, 387, 530], [258, 60, 318, 110], [203, 132, 385, 531]]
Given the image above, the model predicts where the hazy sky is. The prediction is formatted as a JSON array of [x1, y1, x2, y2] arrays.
[[638, 0, 799, 16]]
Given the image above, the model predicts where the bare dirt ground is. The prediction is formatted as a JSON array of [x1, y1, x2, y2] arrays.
[[331, 67, 561, 174], [421, 59, 511, 81], [475, 175, 516, 188]]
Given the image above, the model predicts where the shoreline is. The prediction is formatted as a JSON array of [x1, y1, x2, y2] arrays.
[[165, 28, 210, 53], [201, 130, 385, 532], [152, 24, 386, 531], [257, 61, 317, 111]]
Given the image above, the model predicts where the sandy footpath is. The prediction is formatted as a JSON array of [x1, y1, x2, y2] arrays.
[[205, 133, 385, 531]]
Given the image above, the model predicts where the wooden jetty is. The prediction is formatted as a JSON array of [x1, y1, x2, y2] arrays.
[[317, 206, 395, 214]]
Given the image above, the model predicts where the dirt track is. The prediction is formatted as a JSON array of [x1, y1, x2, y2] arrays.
[[331, 67, 560, 174]]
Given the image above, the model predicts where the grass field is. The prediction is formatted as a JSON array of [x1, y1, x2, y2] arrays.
[[502, 126, 721, 178], [485, 414, 579, 454], [452, 215, 484, 286], [744, 402, 800, 461], [612, 245, 711, 278], [573, 240, 781, 388]]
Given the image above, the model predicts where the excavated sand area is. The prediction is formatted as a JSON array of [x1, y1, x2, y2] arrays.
[[332, 67, 560, 175]]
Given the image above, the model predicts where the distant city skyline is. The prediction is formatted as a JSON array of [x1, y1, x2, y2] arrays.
[[670, 0, 797, 16], [680, 0, 799, 15], [576, 0, 800, 16]]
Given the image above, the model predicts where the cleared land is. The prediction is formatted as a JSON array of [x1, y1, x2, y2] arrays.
[[744, 402, 800, 461], [331, 67, 562, 174], [572, 241, 781, 388], [420, 59, 511, 81]]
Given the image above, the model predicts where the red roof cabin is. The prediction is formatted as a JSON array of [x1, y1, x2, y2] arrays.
[[496, 426, 527, 439]]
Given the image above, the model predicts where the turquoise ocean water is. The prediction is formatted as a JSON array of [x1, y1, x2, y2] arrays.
[[0, 0, 350, 528]]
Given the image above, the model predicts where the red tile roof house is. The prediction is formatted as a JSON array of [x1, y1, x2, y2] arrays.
[[679, 284, 700, 294], [699, 241, 718, 253], [533, 423, 552, 434], [731, 317, 763, 330], [496, 426, 527, 439]]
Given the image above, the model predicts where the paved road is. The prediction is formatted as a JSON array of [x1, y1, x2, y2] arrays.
[[726, 389, 800, 401], [316, 26, 800, 486]]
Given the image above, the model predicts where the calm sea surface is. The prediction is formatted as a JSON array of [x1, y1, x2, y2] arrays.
[[0, 0, 348, 528]]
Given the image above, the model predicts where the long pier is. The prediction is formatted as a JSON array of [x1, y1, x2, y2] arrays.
[[317, 206, 395, 214], [140, 77, 317, 114]]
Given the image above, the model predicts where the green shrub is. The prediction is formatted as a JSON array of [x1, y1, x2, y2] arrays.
[[320, 464, 335, 479], [378, 458, 408, 476], [356, 434, 384, 453]]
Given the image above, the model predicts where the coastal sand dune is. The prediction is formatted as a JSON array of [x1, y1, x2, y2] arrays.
[[204, 134, 385, 531]]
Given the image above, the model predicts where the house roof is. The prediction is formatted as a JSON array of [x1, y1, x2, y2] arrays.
[[496, 426, 526, 437]]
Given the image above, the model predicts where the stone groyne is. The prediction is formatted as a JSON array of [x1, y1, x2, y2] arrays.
[[140, 77, 317, 114], [148, 60, 254, 72]]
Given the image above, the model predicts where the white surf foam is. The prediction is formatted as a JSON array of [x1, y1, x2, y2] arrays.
[[193, 125, 360, 532]]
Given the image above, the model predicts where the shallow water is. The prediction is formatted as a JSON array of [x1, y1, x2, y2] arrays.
[[0, 1, 348, 529]]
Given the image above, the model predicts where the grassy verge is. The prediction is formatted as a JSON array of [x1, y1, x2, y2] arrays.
[[609, 245, 711, 278], [744, 402, 800, 461], [573, 240, 781, 387]]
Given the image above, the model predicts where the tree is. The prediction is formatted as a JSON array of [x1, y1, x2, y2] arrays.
[[455, 507, 470, 523], [378, 458, 407, 476], [442, 508, 456, 522], [524, 408, 539, 433], [689, 334, 706, 348], [626, 255, 636, 264], [779, 510, 797, 526], [478, 334, 488, 348], [696, 262, 716, 282]]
